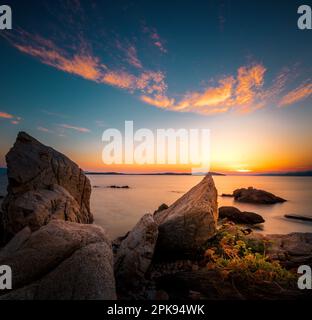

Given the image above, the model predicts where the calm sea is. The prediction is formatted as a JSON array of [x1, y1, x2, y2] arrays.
[[1, 174, 312, 239]]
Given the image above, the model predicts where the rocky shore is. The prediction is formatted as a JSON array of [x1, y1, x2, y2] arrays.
[[0, 132, 311, 300]]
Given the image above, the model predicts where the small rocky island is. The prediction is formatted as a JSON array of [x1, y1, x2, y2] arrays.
[[0, 132, 311, 300]]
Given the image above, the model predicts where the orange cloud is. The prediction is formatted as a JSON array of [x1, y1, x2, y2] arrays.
[[278, 82, 312, 107], [174, 77, 235, 113], [15, 42, 101, 81], [59, 124, 90, 133], [235, 64, 266, 107], [0, 111, 21, 124], [140, 95, 175, 108], [0, 111, 14, 119], [7, 30, 168, 99], [5, 28, 310, 117], [154, 64, 267, 115], [102, 71, 135, 89], [126, 45, 143, 69]]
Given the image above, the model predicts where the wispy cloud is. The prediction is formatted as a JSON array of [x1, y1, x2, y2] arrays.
[[115, 40, 143, 69], [41, 109, 69, 119], [0, 111, 22, 124], [139, 63, 312, 115], [142, 64, 268, 115], [278, 82, 312, 107], [101, 69, 167, 96], [142, 25, 167, 53], [37, 126, 52, 133], [59, 123, 90, 133], [126, 45, 143, 68], [2, 16, 311, 118], [4, 29, 167, 99], [0, 111, 14, 119], [140, 95, 175, 108], [10, 31, 101, 81]]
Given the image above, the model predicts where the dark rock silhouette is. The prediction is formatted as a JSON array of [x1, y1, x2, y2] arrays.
[[233, 187, 286, 204], [1, 132, 93, 241], [219, 206, 265, 224]]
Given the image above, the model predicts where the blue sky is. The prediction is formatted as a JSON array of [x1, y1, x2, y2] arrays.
[[0, 0, 311, 172]]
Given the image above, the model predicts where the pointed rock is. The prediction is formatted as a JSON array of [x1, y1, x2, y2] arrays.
[[1, 132, 93, 241], [154, 174, 218, 258]]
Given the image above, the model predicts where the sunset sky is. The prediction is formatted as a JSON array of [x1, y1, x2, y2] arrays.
[[0, 0, 311, 174]]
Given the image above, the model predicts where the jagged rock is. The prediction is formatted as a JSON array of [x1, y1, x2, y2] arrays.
[[114, 213, 158, 295], [1, 132, 93, 240], [0, 220, 116, 300], [154, 174, 218, 258], [263, 233, 312, 269], [2, 184, 90, 235], [219, 206, 265, 224], [233, 187, 286, 204]]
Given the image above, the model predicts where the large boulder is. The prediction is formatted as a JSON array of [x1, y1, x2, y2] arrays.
[[2, 184, 90, 235], [233, 187, 286, 204], [0, 220, 116, 300], [1, 132, 93, 241], [219, 206, 265, 224], [154, 174, 218, 258], [114, 213, 158, 296]]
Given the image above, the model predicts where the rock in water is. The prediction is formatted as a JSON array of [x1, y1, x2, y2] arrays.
[[154, 174, 218, 258], [284, 214, 312, 222], [0, 220, 116, 300], [219, 206, 265, 224], [114, 213, 158, 296], [1, 132, 93, 240], [233, 187, 286, 204]]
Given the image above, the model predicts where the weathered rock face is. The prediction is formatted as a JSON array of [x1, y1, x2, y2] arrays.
[[114, 213, 158, 296], [1, 132, 93, 240], [219, 206, 265, 224], [264, 233, 312, 269], [154, 174, 218, 258], [2, 184, 90, 235], [0, 220, 116, 300], [233, 187, 286, 204]]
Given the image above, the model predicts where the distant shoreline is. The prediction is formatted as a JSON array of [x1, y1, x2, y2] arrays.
[[85, 172, 225, 176], [1, 167, 312, 177], [85, 171, 312, 177]]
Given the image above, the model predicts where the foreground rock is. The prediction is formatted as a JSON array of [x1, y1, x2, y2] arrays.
[[114, 214, 158, 297], [150, 223, 312, 300], [1, 132, 93, 241], [155, 269, 304, 300], [233, 187, 286, 204], [154, 174, 218, 258], [0, 220, 116, 300], [263, 233, 312, 269], [219, 206, 265, 224]]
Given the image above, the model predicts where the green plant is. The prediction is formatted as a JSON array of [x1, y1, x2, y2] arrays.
[[203, 225, 296, 286]]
